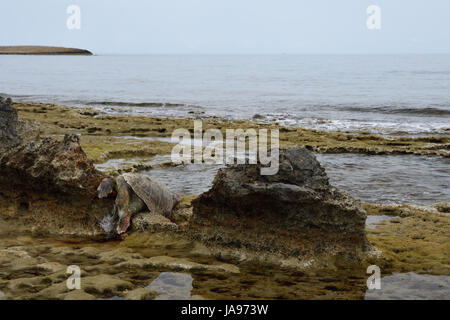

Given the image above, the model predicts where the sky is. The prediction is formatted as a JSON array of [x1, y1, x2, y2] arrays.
[[0, 0, 449, 54]]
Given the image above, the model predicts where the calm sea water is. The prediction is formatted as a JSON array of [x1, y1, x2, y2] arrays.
[[144, 154, 450, 205], [1, 54, 450, 136]]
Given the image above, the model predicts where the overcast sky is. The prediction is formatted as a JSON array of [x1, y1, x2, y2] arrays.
[[1, 0, 449, 54]]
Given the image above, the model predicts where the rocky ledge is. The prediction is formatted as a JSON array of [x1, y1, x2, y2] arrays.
[[0, 98, 112, 235], [191, 148, 371, 265], [0, 133, 113, 235]]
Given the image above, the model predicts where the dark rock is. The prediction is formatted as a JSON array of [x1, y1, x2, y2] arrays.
[[252, 114, 264, 120], [191, 147, 370, 262], [0, 96, 21, 152]]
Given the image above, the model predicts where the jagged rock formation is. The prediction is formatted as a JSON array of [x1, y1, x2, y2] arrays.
[[0, 113, 113, 235], [191, 148, 370, 263], [0, 97, 21, 152], [0, 134, 105, 197], [0, 97, 112, 235]]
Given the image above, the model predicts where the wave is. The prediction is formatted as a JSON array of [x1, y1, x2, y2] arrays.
[[0, 93, 41, 99], [337, 106, 450, 116], [84, 100, 187, 108]]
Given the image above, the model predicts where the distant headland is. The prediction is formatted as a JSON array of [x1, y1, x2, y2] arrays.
[[0, 46, 93, 55]]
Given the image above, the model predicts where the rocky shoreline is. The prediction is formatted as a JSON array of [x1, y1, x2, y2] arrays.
[[0, 97, 372, 263], [0, 97, 449, 300]]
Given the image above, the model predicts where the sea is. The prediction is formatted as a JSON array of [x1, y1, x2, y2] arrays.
[[1, 54, 449, 136]]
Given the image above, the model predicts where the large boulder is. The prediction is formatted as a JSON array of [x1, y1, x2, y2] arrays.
[[191, 148, 370, 264], [0, 132, 113, 235], [0, 134, 104, 197]]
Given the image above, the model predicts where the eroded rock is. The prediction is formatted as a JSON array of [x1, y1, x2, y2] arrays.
[[191, 148, 370, 264], [0, 132, 113, 235], [0, 96, 21, 151], [0, 134, 104, 196]]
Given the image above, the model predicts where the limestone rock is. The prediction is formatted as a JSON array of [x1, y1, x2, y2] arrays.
[[0, 134, 104, 196], [0, 130, 113, 235], [191, 147, 370, 262]]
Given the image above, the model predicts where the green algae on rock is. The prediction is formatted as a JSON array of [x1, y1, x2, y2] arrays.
[[365, 203, 450, 276], [13, 101, 450, 163]]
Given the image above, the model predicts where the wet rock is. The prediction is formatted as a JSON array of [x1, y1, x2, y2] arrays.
[[124, 288, 157, 300], [81, 274, 133, 295], [188, 110, 205, 115], [131, 211, 179, 232], [115, 256, 240, 274], [145, 256, 240, 273], [6, 268, 66, 294], [97, 248, 143, 264], [364, 202, 450, 275], [433, 202, 450, 214], [191, 147, 370, 263], [0, 96, 21, 151]]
